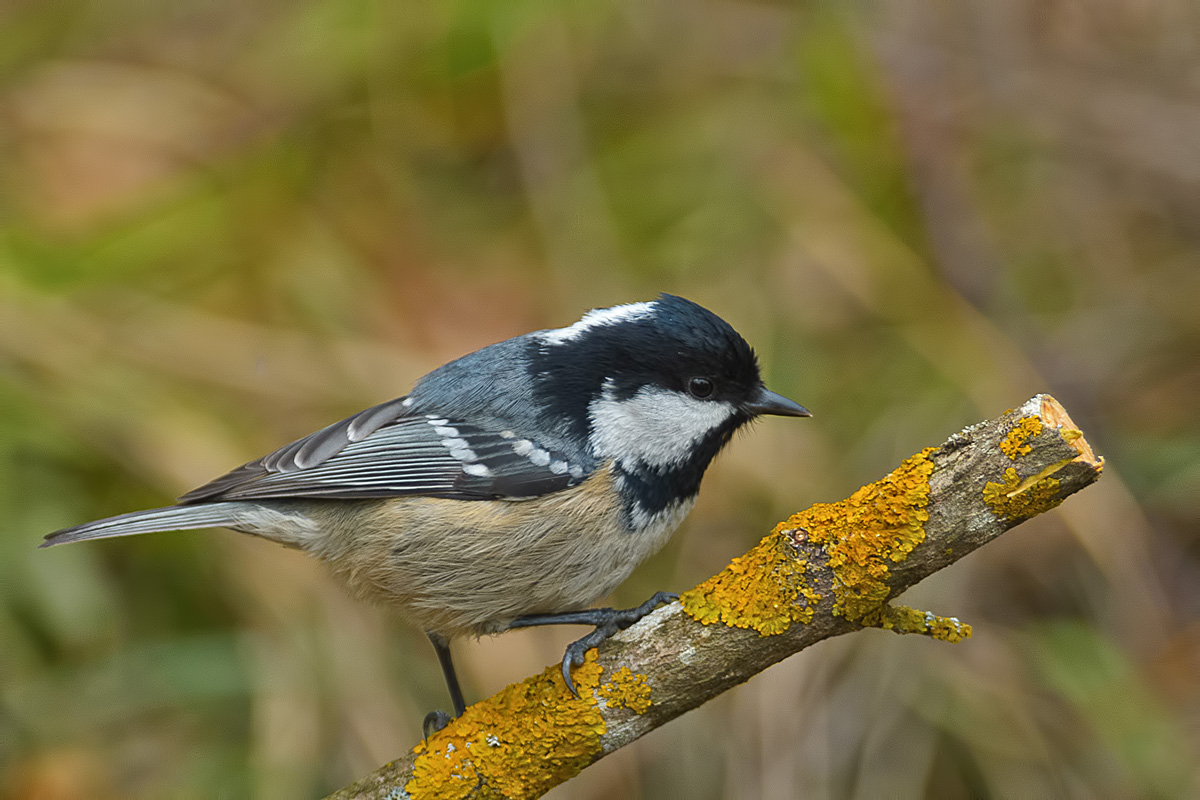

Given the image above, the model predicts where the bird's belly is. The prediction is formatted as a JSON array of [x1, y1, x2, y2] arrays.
[[301, 467, 692, 636]]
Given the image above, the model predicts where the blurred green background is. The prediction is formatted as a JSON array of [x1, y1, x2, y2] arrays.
[[2, 1, 1198, 797]]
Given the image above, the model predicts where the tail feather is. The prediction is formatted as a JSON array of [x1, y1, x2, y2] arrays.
[[41, 502, 253, 548]]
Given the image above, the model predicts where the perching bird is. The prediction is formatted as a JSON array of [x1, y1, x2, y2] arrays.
[[42, 294, 809, 731]]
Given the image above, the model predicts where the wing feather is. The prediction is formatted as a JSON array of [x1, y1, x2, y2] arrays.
[[179, 398, 591, 504]]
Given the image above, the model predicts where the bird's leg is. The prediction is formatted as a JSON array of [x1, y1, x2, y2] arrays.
[[505, 591, 678, 697], [422, 631, 466, 738]]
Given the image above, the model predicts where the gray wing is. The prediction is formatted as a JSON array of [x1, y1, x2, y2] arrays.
[[178, 397, 590, 504]]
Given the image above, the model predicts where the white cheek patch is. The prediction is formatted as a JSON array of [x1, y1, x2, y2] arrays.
[[540, 301, 656, 345], [588, 383, 736, 469]]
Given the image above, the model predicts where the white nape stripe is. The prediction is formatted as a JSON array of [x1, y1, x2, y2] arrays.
[[540, 301, 656, 345], [588, 381, 735, 469]]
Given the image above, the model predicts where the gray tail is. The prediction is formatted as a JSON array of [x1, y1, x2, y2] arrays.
[[41, 502, 253, 548]]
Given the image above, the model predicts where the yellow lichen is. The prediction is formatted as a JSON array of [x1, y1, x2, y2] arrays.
[[983, 464, 1066, 520], [680, 526, 819, 636], [597, 667, 652, 714], [927, 614, 972, 643], [681, 450, 940, 638], [999, 416, 1043, 460], [878, 605, 972, 643], [406, 651, 606, 799], [682, 448, 971, 644], [798, 449, 937, 625]]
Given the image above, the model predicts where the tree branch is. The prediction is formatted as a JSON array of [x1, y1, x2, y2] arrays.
[[327, 394, 1104, 800]]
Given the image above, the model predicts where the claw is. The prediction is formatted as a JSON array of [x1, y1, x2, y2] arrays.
[[557, 591, 679, 697], [505, 591, 678, 696], [561, 652, 578, 696], [560, 627, 608, 697]]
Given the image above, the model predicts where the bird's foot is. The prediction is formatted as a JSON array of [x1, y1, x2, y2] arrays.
[[557, 591, 678, 697]]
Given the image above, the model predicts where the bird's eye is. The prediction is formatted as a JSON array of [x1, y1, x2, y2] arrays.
[[688, 377, 715, 399]]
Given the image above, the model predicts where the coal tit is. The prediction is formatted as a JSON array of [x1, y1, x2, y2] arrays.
[[42, 293, 809, 729]]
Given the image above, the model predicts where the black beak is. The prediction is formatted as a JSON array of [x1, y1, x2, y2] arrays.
[[745, 386, 811, 418]]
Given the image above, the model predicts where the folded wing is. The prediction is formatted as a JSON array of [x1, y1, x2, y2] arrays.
[[179, 397, 590, 504]]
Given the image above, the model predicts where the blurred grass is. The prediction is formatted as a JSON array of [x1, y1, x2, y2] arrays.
[[2, 0, 1198, 797]]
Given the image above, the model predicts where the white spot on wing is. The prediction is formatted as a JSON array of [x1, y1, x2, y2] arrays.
[[540, 301, 656, 344], [463, 462, 491, 477], [433, 425, 459, 437], [507, 436, 578, 475], [438, 434, 478, 463]]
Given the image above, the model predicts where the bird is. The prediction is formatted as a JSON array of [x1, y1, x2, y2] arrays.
[[42, 293, 809, 733]]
